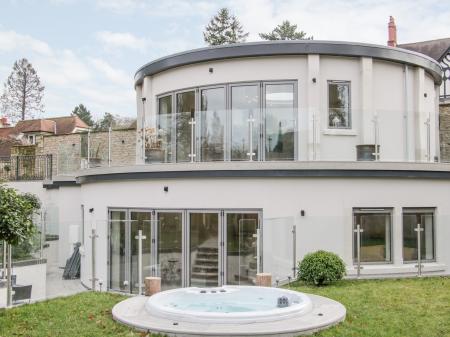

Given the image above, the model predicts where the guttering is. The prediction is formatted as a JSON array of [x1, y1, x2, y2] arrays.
[[134, 41, 442, 86]]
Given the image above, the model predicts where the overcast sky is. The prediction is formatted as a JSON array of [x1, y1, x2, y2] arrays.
[[0, 0, 449, 119]]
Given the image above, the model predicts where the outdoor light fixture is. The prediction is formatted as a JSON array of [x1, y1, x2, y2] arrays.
[[301, 210, 305, 216], [164, 186, 169, 192], [209, 67, 214, 73], [89, 208, 94, 213], [312, 77, 316, 83]]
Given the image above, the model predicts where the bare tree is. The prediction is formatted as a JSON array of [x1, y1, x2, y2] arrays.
[[1, 58, 45, 122]]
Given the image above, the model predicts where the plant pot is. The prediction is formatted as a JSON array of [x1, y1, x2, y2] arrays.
[[356, 144, 380, 161]]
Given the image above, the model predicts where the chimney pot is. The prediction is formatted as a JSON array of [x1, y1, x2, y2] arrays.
[[387, 16, 397, 47]]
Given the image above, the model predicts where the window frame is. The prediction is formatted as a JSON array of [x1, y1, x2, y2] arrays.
[[327, 80, 352, 130], [352, 207, 394, 265], [155, 79, 298, 163], [401, 207, 436, 264]]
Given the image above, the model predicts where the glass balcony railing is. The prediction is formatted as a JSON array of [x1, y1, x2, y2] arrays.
[[44, 107, 444, 175]]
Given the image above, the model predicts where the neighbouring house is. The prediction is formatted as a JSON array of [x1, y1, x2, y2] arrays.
[[0, 116, 90, 156], [2, 22, 450, 297]]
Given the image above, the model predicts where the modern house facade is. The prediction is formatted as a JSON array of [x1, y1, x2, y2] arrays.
[[3, 40, 450, 296]]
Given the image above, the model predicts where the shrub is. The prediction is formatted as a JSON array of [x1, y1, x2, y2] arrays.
[[297, 250, 346, 286]]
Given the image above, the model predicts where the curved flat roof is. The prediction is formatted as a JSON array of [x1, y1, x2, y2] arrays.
[[135, 40, 442, 86], [74, 161, 450, 185]]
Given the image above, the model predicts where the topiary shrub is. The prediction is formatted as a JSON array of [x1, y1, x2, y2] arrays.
[[297, 250, 346, 286]]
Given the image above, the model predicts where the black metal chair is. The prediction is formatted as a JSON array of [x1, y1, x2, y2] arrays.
[[12, 284, 32, 304]]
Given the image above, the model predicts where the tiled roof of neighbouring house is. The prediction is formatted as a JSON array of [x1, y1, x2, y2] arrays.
[[398, 38, 450, 62], [10, 116, 89, 136]]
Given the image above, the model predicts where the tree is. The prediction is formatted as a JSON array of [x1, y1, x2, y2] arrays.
[[0, 58, 45, 122], [0, 185, 40, 306], [93, 112, 116, 131], [259, 20, 312, 40], [203, 8, 249, 46], [72, 104, 94, 126]]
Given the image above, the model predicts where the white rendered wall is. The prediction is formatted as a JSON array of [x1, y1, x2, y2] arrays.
[[137, 55, 439, 163], [7, 182, 82, 267], [79, 177, 450, 289]]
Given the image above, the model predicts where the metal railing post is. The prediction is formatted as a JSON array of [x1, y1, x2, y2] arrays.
[[6, 244, 12, 307], [372, 115, 380, 161], [425, 117, 431, 162], [188, 117, 196, 162], [90, 228, 98, 290], [2, 241, 5, 279], [292, 224, 297, 278], [87, 130, 91, 168], [135, 229, 146, 295], [247, 112, 255, 161], [354, 224, 364, 278], [415, 223, 424, 277], [108, 127, 112, 167]]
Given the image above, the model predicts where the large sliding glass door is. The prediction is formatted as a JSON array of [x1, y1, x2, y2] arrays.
[[176, 91, 196, 162], [263, 82, 296, 160], [109, 210, 152, 293], [230, 84, 260, 161], [189, 212, 220, 287], [157, 211, 183, 290], [109, 210, 127, 291], [199, 87, 226, 161], [109, 208, 261, 292], [154, 81, 297, 163], [225, 212, 259, 285], [130, 211, 152, 294]]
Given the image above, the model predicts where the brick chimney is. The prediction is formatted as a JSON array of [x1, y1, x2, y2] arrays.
[[0, 117, 10, 128], [387, 16, 397, 47]]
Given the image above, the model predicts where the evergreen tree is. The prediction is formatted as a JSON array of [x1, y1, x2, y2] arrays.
[[203, 8, 249, 46], [93, 112, 116, 131], [72, 104, 94, 126], [0, 58, 45, 122], [259, 20, 312, 41]]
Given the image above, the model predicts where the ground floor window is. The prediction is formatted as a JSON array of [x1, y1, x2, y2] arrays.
[[353, 208, 392, 263], [403, 208, 435, 262]]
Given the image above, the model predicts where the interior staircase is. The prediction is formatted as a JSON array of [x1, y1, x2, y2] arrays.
[[190, 246, 219, 287]]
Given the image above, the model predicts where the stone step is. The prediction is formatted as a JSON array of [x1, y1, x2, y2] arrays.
[[191, 272, 218, 279]]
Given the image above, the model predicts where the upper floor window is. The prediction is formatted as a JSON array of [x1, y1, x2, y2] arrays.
[[328, 81, 351, 129]]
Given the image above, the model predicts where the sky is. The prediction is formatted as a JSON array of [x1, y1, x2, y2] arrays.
[[0, 0, 449, 120]]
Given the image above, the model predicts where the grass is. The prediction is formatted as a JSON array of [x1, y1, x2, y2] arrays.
[[0, 277, 449, 337], [289, 277, 450, 337]]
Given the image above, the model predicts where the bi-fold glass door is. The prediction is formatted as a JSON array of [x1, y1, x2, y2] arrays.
[[109, 209, 153, 294], [109, 209, 261, 292]]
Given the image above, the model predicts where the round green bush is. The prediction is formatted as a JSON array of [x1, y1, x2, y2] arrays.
[[297, 250, 346, 286]]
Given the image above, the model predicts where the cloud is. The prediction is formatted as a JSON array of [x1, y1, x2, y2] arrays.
[[0, 30, 52, 55], [95, 0, 215, 17], [95, 31, 147, 51], [228, 0, 450, 44], [89, 57, 131, 84]]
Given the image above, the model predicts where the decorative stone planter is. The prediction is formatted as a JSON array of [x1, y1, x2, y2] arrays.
[[356, 144, 380, 161], [144, 277, 161, 296], [255, 273, 272, 287]]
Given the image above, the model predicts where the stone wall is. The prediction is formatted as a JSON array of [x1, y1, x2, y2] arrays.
[[38, 128, 136, 176], [440, 103, 450, 163]]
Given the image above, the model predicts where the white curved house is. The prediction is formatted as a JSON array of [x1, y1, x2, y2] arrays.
[[25, 40, 450, 293], [72, 41, 450, 293]]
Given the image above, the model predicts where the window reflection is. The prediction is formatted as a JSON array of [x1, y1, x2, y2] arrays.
[[328, 81, 351, 129], [403, 209, 435, 262]]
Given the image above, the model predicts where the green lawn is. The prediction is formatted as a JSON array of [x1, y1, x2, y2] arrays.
[[0, 277, 449, 337]]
